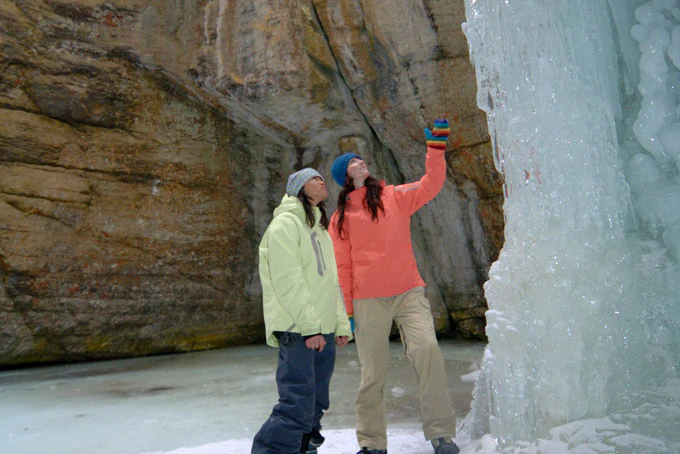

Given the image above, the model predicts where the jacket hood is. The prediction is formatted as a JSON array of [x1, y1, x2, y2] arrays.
[[273, 194, 319, 225]]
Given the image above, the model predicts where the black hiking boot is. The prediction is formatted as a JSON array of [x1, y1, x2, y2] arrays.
[[431, 437, 460, 454], [308, 429, 325, 449], [356, 448, 387, 454], [300, 429, 324, 454]]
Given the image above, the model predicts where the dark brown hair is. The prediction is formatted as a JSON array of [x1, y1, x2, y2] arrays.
[[298, 189, 329, 230], [334, 175, 384, 238]]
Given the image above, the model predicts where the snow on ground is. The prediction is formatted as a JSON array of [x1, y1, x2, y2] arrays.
[[142, 427, 500, 454], [143, 428, 448, 454]]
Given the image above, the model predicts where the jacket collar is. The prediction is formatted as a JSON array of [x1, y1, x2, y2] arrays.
[[347, 180, 386, 200]]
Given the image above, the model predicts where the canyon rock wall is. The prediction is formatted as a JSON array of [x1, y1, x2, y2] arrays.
[[0, 0, 502, 366]]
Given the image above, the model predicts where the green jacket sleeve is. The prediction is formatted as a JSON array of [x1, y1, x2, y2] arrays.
[[265, 214, 321, 336], [334, 287, 353, 340]]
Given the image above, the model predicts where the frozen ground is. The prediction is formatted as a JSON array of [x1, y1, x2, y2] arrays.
[[0, 340, 484, 454]]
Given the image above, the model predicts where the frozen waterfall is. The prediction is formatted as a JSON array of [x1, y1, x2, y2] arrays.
[[460, 0, 680, 452]]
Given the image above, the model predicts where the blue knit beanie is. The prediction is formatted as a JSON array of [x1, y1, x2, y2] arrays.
[[286, 168, 323, 197], [331, 153, 361, 186]]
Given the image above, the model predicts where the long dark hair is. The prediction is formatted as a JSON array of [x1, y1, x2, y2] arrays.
[[334, 175, 383, 239], [298, 189, 329, 230]]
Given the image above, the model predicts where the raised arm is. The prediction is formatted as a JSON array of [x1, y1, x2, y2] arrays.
[[394, 118, 450, 214]]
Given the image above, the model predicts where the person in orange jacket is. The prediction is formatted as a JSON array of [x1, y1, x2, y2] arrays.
[[328, 119, 460, 454]]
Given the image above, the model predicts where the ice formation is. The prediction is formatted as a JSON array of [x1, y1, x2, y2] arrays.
[[460, 0, 680, 452]]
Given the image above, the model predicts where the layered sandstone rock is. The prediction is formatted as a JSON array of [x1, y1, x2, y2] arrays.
[[0, 0, 502, 366]]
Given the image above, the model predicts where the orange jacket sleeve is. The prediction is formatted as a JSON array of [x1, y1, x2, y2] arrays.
[[328, 212, 354, 315], [393, 145, 446, 215]]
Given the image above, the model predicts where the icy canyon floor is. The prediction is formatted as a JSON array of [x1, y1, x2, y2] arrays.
[[0, 340, 484, 454]]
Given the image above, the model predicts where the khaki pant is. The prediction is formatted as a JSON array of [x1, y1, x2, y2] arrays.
[[353, 286, 456, 450]]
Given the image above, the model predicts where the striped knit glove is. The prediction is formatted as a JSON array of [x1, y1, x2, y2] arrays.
[[424, 118, 450, 150]]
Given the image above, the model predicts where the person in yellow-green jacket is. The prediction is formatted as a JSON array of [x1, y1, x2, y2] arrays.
[[252, 168, 353, 454]]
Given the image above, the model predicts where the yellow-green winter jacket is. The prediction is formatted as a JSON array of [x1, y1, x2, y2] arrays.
[[259, 194, 352, 347]]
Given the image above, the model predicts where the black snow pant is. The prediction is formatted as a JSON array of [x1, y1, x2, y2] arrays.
[[251, 332, 336, 454]]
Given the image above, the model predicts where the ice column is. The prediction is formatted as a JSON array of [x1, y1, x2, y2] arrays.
[[461, 0, 680, 447]]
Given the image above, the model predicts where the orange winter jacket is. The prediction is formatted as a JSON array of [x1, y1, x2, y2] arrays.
[[328, 146, 446, 315]]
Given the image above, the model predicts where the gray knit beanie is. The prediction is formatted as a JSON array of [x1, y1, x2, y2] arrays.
[[286, 168, 323, 197]]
